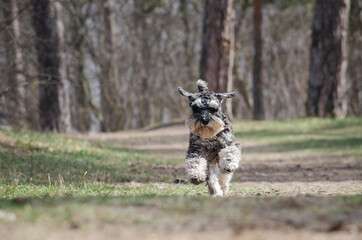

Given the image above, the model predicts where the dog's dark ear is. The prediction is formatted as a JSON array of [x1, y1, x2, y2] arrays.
[[215, 92, 235, 99], [178, 87, 195, 100]]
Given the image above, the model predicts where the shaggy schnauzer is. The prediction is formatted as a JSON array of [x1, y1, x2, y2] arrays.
[[178, 79, 241, 196]]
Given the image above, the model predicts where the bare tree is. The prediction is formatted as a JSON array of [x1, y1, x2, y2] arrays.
[[252, 0, 265, 120], [306, 0, 351, 118], [347, 0, 362, 116], [180, 0, 197, 81], [98, 0, 124, 131], [2, 1, 361, 131], [31, 0, 72, 132], [54, 0, 71, 132], [233, 0, 251, 117], [1, 0, 27, 128], [133, 0, 153, 128], [66, 1, 94, 132], [200, 0, 235, 117]]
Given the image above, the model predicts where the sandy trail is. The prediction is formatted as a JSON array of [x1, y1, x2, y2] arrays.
[[81, 123, 362, 183], [6, 122, 358, 240]]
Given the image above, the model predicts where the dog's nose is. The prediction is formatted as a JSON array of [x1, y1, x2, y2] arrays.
[[201, 117, 209, 125]]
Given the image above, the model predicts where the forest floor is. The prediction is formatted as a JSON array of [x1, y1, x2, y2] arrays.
[[0, 118, 361, 239]]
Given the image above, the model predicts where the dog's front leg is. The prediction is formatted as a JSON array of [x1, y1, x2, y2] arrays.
[[218, 144, 241, 195], [207, 163, 223, 196], [185, 151, 207, 185], [219, 144, 241, 173], [219, 171, 233, 195]]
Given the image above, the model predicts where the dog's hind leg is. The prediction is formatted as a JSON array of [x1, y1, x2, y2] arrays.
[[207, 163, 223, 197]]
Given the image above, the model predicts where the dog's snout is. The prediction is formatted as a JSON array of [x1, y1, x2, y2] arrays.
[[201, 117, 209, 125]]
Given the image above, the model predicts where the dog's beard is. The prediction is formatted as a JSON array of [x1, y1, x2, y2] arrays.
[[186, 116, 225, 138]]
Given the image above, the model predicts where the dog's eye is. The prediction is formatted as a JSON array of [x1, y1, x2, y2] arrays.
[[192, 106, 201, 112]]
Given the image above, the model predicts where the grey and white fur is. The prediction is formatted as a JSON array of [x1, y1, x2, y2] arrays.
[[178, 79, 242, 196]]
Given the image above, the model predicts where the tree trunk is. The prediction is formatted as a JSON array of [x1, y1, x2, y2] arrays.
[[199, 0, 235, 117], [234, 1, 251, 115], [180, 0, 195, 81], [2, 0, 27, 128], [73, 46, 93, 132], [306, 0, 350, 118], [31, 0, 71, 132], [252, 0, 265, 120], [98, 0, 124, 132], [347, 0, 362, 117], [134, 1, 152, 128], [67, 2, 95, 132], [54, 0, 71, 132]]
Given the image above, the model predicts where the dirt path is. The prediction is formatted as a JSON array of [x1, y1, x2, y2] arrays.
[[1, 121, 361, 240], [82, 122, 362, 183], [3, 226, 361, 240]]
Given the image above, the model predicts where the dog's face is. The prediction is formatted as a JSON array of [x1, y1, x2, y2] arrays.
[[178, 80, 235, 138]]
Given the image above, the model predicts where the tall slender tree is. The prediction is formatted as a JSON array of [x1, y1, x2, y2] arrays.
[[306, 0, 350, 118], [98, 0, 124, 131], [199, 0, 235, 117], [2, 0, 27, 128], [348, 0, 362, 116], [233, 0, 251, 116], [252, 0, 265, 120], [66, 2, 94, 132], [31, 0, 72, 132], [54, 0, 71, 132]]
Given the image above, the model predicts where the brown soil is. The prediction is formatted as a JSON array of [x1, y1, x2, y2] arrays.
[[2, 226, 361, 240], [81, 123, 362, 183], [5, 123, 358, 240]]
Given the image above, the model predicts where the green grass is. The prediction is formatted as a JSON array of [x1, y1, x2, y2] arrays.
[[0, 130, 174, 186], [234, 118, 362, 156], [0, 194, 361, 232], [0, 183, 206, 199], [0, 119, 361, 234], [0, 118, 361, 199]]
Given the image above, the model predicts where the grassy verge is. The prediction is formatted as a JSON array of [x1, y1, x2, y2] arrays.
[[0, 195, 361, 232], [0, 129, 174, 186], [234, 118, 362, 156], [0, 118, 361, 198], [0, 118, 361, 235]]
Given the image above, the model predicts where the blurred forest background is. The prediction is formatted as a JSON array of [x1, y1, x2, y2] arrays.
[[0, 0, 361, 133]]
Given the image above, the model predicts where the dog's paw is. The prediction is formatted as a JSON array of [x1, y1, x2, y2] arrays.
[[219, 145, 241, 173], [211, 191, 223, 197], [221, 159, 238, 173]]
